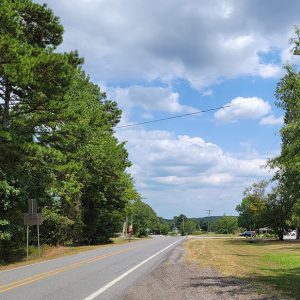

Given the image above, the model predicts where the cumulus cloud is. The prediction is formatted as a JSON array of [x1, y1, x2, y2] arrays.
[[214, 97, 271, 123], [116, 128, 273, 217], [113, 86, 197, 113], [36, 0, 299, 89], [259, 114, 284, 126]]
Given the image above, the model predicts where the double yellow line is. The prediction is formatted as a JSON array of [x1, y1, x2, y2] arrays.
[[0, 246, 137, 293]]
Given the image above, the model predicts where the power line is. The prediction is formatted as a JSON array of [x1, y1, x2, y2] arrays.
[[116, 99, 258, 129]]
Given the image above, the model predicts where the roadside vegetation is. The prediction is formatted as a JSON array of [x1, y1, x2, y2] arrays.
[[166, 214, 239, 236], [0, 0, 167, 265], [185, 238, 300, 299], [235, 28, 300, 241]]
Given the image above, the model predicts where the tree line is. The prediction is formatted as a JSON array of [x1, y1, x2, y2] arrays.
[[0, 0, 168, 264], [166, 214, 238, 235], [236, 28, 300, 240]]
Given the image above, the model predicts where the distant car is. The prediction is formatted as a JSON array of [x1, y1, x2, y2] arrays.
[[240, 231, 256, 237]]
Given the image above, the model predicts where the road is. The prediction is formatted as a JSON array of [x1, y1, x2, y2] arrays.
[[0, 236, 184, 300]]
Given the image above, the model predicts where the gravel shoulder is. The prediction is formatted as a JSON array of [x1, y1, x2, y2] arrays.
[[119, 243, 286, 300]]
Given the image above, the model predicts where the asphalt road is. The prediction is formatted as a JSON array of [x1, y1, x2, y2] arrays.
[[0, 236, 185, 300]]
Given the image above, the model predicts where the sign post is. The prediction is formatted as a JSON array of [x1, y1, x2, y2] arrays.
[[37, 223, 40, 257], [26, 225, 29, 261], [128, 224, 133, 242], [23, 199, 43, 260]]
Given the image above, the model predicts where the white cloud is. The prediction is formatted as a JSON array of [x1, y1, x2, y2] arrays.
[[36, 0, 300, 89], [280, 45, 300, 65], [257, 63, 282, 78], [259, 114, 284, 126], [214, 97, 271, 123], [113, 86, 197, 113], [116, 128, 273, 217]]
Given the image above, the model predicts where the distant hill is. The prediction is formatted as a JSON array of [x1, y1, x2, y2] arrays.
[[191, 216, 223, 222], [164, 216, 224, 225]]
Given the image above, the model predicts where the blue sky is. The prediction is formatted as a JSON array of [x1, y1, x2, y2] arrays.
[[36, 0, 300, 218]]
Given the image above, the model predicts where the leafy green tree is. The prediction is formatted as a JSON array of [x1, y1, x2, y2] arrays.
[[157, 218, 171, 235], [41, 207, 74, 246], [47, 70, 134, 244], [235, 181, 267, 230], [262, 186, 294, 240], [213, 215, 238, 234], [290, 201, 300, 239], [183, 219, 197, 235], [0, 0, 140, 262], [0, 0, 80, 261], [269, 28, 300, 239], [173, 214, 187, 232], [126, 200, 160, 237]]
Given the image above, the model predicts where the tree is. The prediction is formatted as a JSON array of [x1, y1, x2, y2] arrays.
[[183, 220, 197, 235], [269, 28, 300, 239], [262, 186, 294, 240], [0, 0, 79, 262], [127, 200, 160, 237], [235, 181, 267, 230], [290, 201, 300, 239], [157, 218, 171, 235], [173, 214, 187, 231], [213, 215, 238, 234], [0, 0, 140, 262]]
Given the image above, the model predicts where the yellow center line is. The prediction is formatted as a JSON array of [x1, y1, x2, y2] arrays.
[[0, 245, 138, 293]]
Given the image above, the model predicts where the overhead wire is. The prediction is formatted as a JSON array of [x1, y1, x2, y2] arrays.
[[116, 99, 258, 129]]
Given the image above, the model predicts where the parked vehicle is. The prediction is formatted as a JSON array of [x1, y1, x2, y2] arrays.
[[240, 231, 256, 237]]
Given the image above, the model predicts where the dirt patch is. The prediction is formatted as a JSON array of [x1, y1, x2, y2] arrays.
[[120, 245, 288, 300], [41, 245, 66, 257]]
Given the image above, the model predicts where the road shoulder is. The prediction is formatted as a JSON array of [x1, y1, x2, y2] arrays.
[[119, 243, 284, 300]]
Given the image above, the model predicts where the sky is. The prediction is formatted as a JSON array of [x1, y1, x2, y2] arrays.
[[36, 0, 300, 218]]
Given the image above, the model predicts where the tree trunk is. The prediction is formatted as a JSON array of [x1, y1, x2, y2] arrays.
[[3, 83, 11, 128], [297, 227, 300, 239], [278, 232, 284, 240]]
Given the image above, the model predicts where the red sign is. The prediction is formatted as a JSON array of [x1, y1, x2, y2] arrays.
[[128, 225, 133, 233]]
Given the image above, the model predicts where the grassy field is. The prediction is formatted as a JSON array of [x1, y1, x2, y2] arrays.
[[0, 236, 144, 271], [185, 238, 300, 299], [189, 232, 239, 237]]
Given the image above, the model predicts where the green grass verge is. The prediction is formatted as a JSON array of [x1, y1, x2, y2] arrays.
[[185, 238, 300, 299]]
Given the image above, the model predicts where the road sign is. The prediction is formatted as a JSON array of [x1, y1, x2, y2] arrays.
[[23, 199, 43, 260], [23, 213, 43, 226]]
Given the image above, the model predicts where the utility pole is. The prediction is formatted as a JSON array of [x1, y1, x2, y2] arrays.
[[205, 209, 214, 233]]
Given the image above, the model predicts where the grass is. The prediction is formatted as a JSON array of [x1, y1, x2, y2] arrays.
[[189, 232, 239, 237], [0, 236, 145, 271], [185, 238, 300, 299]]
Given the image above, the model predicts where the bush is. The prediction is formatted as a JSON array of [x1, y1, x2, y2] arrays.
[[168, 232, 178, 236], [191, 231, 204, 235]]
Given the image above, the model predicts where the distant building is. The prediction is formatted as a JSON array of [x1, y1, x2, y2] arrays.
[[258, 227, 272, 234], [172, 227, 179, 234]]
